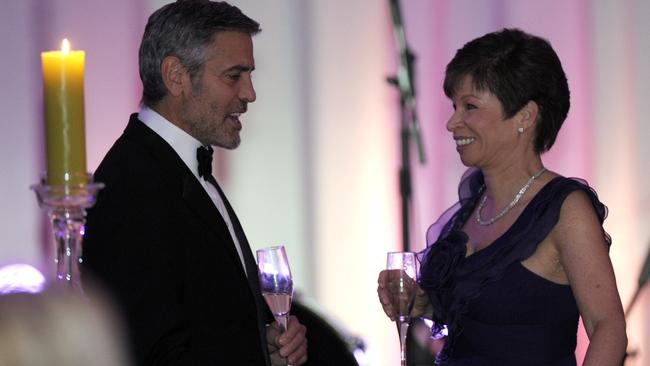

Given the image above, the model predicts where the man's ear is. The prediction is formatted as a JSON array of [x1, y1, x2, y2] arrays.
[[160, 56, 187, 97], [518, 100, 539, 130]]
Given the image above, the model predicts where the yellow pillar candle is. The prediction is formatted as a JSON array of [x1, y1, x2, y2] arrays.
[[41, 39, 87, 186]]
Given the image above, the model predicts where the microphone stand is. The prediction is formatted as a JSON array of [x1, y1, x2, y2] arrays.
[[622, 244, 650, 364], [387, 0, 425, 253], [625, 245, 650, 315]]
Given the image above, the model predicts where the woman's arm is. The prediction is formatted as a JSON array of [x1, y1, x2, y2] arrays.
[[553, 190, 627, 366]]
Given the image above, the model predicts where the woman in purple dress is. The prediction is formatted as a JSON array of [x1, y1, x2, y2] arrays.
[[377, 29, 627, 365]]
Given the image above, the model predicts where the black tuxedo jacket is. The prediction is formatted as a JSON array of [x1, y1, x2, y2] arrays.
[[83, 114, 271, 365]]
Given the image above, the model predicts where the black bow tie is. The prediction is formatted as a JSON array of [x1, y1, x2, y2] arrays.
[[197, 145, 214, 180]]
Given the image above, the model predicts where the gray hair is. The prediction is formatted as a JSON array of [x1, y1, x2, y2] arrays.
[[139, 0, 261, 107]]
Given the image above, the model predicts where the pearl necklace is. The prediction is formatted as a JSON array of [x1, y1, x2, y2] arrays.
[[475, 167, 547, 226]]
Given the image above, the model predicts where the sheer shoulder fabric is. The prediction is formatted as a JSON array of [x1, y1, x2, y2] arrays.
[[417, 169, 609, 358]]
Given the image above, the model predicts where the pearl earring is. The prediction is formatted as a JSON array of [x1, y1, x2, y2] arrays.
[[517, 127, 524, 133]]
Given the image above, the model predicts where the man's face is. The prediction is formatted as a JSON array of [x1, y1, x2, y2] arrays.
[[180, 31, 256, 149]]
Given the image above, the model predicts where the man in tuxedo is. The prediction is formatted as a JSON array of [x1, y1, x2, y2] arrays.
[[82, 1, 308, 365]]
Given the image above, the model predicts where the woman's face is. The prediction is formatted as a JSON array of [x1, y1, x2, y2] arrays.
[[446, 75, 521, 169]]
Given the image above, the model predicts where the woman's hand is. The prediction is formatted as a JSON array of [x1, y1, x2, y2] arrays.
[[377, 270, 432, 321]]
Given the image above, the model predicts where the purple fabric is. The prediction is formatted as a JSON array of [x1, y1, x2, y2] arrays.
[[417, 169, 610, 364]]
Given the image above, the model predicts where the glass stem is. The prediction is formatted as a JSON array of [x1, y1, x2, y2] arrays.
[[397, 317, 410, 365], [277, 314, 289, 332], [51, 207, 86, 291]]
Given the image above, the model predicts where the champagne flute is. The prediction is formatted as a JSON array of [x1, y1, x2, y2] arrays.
[[386, 251, 417, 366], [257, 245, 293, 332]]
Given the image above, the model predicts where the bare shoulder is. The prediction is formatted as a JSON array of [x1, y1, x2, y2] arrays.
[[552, 185, 608, 253], [560, 188, 599, 220]]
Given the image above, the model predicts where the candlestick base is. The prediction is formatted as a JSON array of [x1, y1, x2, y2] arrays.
[[31, 174, 104, 292]]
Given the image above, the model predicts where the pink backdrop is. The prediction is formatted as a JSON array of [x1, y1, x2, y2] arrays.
[[1, 1, 647, 365]]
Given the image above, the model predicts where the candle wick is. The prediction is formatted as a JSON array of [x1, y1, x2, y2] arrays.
[[61, 39, 71, 55]]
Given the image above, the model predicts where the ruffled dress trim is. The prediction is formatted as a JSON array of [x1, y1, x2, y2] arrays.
[[417, 168, 610, 361]]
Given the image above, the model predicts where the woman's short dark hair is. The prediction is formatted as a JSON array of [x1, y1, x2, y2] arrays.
[[443, 28, 570, 153], [139, 0, 261, 108]]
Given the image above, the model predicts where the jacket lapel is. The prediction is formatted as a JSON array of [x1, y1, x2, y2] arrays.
[[211, 181, 272, 364], [124, 115, 270, 364], [124, 115, 248, 277], [124, 113, 270, 365]]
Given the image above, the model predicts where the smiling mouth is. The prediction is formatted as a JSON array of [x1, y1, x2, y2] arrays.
[[455, 137, 475, 146], [227, 112, 243, 130]]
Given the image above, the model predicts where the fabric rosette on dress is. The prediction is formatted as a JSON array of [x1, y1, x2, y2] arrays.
[[418, 230, 467, 334], [416, 168, 610, 363]]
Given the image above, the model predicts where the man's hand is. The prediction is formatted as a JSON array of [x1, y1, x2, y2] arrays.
[[267, 315, 307, 365]]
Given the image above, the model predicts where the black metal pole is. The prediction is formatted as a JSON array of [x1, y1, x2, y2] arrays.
[[399, 99, 412, 252], [388, 0, 424, 252]]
